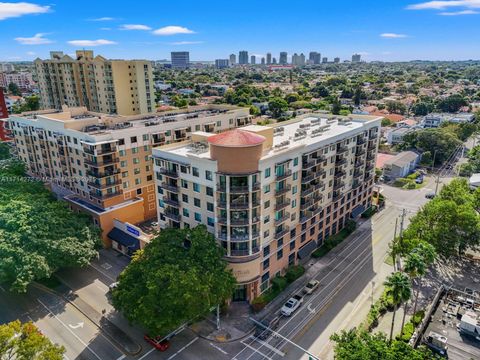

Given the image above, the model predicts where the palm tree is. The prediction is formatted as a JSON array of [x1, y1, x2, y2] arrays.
[[401, 253, 426, 336], [384, 271, 412, 342], [410, 242, 436, 315]]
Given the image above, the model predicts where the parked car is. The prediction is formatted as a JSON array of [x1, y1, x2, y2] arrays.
[[303, 280, 320, 295], [281, 297, 301, 316], [292, 293, 304, 304], [144, 335, 170, 351], [415, 175, 424, 184], [253, 315, 280, 340], [425, 192, 435, 199], [108, 282, 119, 291]]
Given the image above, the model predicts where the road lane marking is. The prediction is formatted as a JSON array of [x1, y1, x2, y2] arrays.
[[116, 355, 126, 360], [137, 348, 155, 360], [68, 322, 84, 329], [250, 338, 285, 357], [166, 337, 199, 360], [37, 299, 103, 360], [209, 342, 228, 355], [88, 263, 117, 282], [239, 341, 273, 360]]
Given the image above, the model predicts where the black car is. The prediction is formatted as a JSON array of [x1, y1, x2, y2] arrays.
[[254, 315, 280, 340]]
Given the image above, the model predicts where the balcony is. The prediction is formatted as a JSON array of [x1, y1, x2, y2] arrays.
[[366, 152, 376, 161], [83, 146, 117, 156], [163, 198, 180, 207], [160, 182, 179, 193], [301, 186, 313, 197], [353, 181, 362, 189], [332, 191, 345, 202], [89, 190, 122, 200], [302, 159, 316, 169], [275, 184, 291, 196], [301, 174, 314, 184], [164, 211, 181, 222], [217, 233, 259, 241], [313, 194, 323, 203], [159, 169, 179, 178], [366, 163, 374, 172], [333, 181, 344, 190], [87, 179, 122, 189], [275, 170, 292, 181], [337, 145, 348, 154], [315, 155, 326, 163], [353, 170, 364, 178], [229, 247, 260, 257], [315, 170, 326, 178], [84, 157, 119, 167], [357, 137, 366, 145], [230, 217, 251, 226], [229, 185, 250, 193], [87, 169, 120, 178], [274, 212, 290, 226], [368, 140, 376, 150], [355, 159, 365, 167], [335, 169, 346, 177], [356, 149, 366, 156], [274, 226, 290, 240], [300, 200, 313, 210], [275, 198, 290, 211], [335, 158, 347, 166]]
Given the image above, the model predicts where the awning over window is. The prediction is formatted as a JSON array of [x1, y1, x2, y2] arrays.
[[107, 227, 140, 253], [297, 240, 317, 259], [351, 205, 366, 218]]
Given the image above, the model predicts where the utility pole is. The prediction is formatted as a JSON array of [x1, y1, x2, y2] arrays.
[[216, 304, 220, 330], [431, 150, 437, 172], [398, 209, 407, 271], [392, 217, 398, 271], [434, 175, 441, 196]]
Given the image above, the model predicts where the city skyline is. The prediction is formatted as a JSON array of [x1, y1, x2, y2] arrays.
[[1, 0, 480, 62]]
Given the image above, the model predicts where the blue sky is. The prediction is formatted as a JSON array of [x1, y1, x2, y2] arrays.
[[1, 0, 480, 62]]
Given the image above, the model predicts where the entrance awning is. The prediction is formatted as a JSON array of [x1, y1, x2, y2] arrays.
[[107, 227, 140, 253], [297, 240, 317, 259], [351, 205, 366, 218]]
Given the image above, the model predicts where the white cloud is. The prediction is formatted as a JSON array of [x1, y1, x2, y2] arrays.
[[170, 41, 203, 45], [15, 33, 52, 45], [439, 9, 479, 14], [407, 0, 480, 10], [380, 33, 408, 38], [26, 51, 35, 56], [119, 24, 151, 31], [67, 39, 117, 46], [100, 27, 111, 31], [152, 25, 195, 36], [89, 17, 114, 21], [0, 2, 50, 20]]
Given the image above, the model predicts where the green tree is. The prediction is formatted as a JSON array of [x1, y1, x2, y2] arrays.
[[331, 97, 342, 115], [112, 226, 236, 336], [353, 87, 363, 106], [381, 118, 393, 127], [0, 320, 65, 359], [249, 105, 261, 116], [331, 328, 436, 359], [285, 93, 301, 104], [411, 102, 433, 116], [436, 94, 467, 113], [268, 97, 288, 118], [7, 82, 21, 96], [386, 101, 407, 115], [0, 158, 100, 292], [384, 272, 411, 342]]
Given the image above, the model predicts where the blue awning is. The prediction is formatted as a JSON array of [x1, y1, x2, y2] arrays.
[[297, 240, 317, 259], [107, 227, 140, 254], [351, 205, 366, 218]]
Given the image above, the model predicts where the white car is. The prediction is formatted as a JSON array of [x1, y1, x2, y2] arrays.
[[108, 282, 119, 291], [303, 280, 320, 295], [281, 298, 301, 316]]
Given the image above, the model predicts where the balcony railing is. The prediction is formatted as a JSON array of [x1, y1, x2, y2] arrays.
[[302, 159, 316, 169], [229, 247, 261, 257], [163, 198, 180, 207], [274, 226, 290, 240], [275, 198, 291, 211], [159, 169, 179, 178], [300, 200, 313, 210], [301, 174, 314, 184], [275, 184, 291, 196], [335, 158, 347, 166], [87, 179, 122, 189], [274, 212, 290, 226], [217, 233, 260, 241], [84, 157, 119, 167], [89, 190, 122, 200], [337, 146, 348, 154], [87, 169, 120, 178], [335, 169, 346, 177], [369, 132, 378, 140], [160, 182, 179, 193], [333, 181, 345, 190], [164, 211, 181, 222], [315, 170, 326, 178], [357, 138, 366, 145], [275, 170, 292, 181], [301, 186, 313, 197], [83, 146, 117, 156], [356, 149, 366, 156], [368, 140, 376, 150]]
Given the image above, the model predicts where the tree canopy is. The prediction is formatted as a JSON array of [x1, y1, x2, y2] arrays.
[[0, 155, 100, 292], [331, 328, 436, 360], [111, 226, 236, 336], [0, 320, 65, 360]]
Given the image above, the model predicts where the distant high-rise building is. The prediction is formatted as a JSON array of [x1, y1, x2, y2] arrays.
[[322, 57, 328, 63], [272, 57, 277, 64], [171, 51, 190, 69], [261, 57, 265, 65], [334, 57, 340, 63], [266, 53, 272, 64], [239, 51, 249, 65], [250, 55, 256, 65], [292, 53, 306, 66], [352, 53, 361, 63], [229, 53, 236, 65], [215, 59, 230, 69], [0, 63, 15, 73], [309, 52, 321, 64], [279, 52, 288, 65]]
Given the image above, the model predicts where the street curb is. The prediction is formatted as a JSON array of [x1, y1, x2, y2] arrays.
[[32, 281, 142, 356], [188, 324, 256, 343]]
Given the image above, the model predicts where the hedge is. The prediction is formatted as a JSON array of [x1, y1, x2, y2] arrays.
[[312, 220, 357, 258]]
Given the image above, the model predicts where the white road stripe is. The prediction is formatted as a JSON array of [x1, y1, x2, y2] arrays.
[[116, 355, 126, 360], [37, 299, 103, 360], [251, 337, 285, 357], [209, 342, 228, 355], [88, 263, 116, 282], [239, 341, 273, 360], [137, 348, 155, 360], [167, 337, 199, 360]]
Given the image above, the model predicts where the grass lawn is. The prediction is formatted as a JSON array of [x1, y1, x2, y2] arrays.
[[384, 255, 395, 266]]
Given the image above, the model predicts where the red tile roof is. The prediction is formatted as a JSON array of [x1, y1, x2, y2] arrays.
[[207, 129, 265, 147]]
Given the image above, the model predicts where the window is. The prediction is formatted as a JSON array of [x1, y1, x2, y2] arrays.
[[264, 184, 270, 194], [264, 215, 270, 224], [207, 217, 214, 227], [133, 158, 140, 164], [193, 183, 200, 192], [293, 157, 298, 166], [263, 245, 270, 257], [277, 238, 283, 247], [183, 208, 190, 217], [293, 172, 298, 181], [181, 180, 188, 189], [292, 185, 297, 194], [135, 178, 141, 185], [195, 125, 200, 131], [194, 198, 201, 207], [122, 171, 128, 178], [291, 199, 297, 208], [130, 136, 137, 143], [206, 186, 213, 196], [205, 170, 212, 181], [265, 168, 271, 178], [290, 241, 295, 251], [264, 200, 270, 209], [134, 168, 140, 175], [119, 150, 126, 156], [263, 230, 270, 238], [180, 166, 188, 173], [207, 202, 214, 212], [194, 213, 202, 222], [277, 249, 283, 260], [120, 160, 127, 167], [123, 181, 129, 189], [263, 258, 270, 271], [132, 147, 138, 154], [142, 134, 149, 141], [182, 194, 189, 203], [144, 145, 149, 151], [192, 167, 199, 177]]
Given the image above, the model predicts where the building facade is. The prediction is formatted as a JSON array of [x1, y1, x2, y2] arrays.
[[215, 59, 230, 69], [8, 104, 251, 246], [250, 55, 256, 65], [239, 51, 249, 65], [153, 114, 381, 302], [352, 54, 361, 63], [266, 53, 272, 65], [309, 52, 321, 64], [279, 52, 288, 65], [34, 50, 155, 116], [229, 54, 236, 65], [171, 52, 190, 70], [0, 72, 35, 90]]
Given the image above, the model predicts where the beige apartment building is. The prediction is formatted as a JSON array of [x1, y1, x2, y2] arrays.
[[34, 50, 155, 115], [153, 114, 381, 302], [8, 104, 251, 252]]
